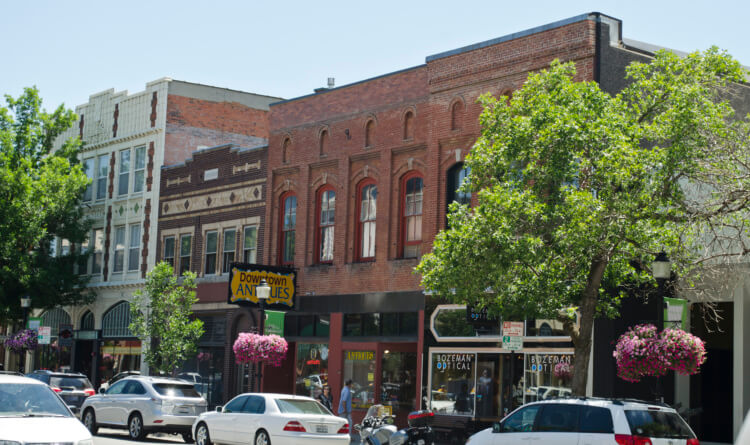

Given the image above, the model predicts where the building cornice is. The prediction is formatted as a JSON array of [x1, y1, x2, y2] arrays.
[[81, 128, 163, 152]]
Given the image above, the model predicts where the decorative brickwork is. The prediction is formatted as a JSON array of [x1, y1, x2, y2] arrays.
[[141, 199, 151, 278], [150, 92, 158, 127], [103, 206, 112, 281], [79, 114, 84, 139], [112, 104, 119, 138], [108, 152, 115, 199], [146, 141, 155, 192]]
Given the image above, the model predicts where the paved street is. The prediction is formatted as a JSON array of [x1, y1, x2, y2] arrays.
[[93, 429, 184, 445]]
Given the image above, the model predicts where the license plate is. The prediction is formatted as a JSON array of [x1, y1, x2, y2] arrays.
[[315, 424, 328, 433]]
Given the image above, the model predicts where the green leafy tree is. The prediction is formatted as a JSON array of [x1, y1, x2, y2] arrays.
[[130, 262, 204, 375], [0, 87, 94, 324], [417, 48, 750, 395]]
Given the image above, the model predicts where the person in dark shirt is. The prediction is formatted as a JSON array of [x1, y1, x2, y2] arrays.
[[318, 385, 333, 412]]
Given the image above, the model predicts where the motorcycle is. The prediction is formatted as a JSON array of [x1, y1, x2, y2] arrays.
[[355, 404, 398, 445], [355, 405, 435, 445]]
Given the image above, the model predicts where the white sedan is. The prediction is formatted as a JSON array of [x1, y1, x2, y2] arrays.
[[192, 393, 349, 445], [0, 374, 93, 445]]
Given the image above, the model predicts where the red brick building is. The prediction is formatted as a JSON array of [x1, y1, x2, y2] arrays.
[[157, 143, 270, 406], [262, 13, 605, 426]]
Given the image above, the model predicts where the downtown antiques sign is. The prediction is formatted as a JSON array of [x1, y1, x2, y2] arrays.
[[227, 263, 296, 310]]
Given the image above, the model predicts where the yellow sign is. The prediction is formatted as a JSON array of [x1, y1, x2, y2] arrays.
[[229, 268, 295, 307], [346, 351, 374, 361]]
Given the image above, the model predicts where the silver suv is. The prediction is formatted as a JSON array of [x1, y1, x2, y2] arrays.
[[80, 375, 207, 442], [466, 398, 699, 445]]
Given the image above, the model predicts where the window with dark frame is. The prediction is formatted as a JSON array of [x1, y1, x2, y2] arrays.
[[243, 226, 257, 263], [204, 231, 218, 275], [163, 236, 175, 268], [179, 234, 191, 274], [317, 187, 335, 263], [402, 174, 423, 258], [113, 226, 125, 273], [222, 229, 236, 273], [357, 181, 377, 261], [446, 163, 471, 227], [343, 313, 418, 337], [280, 194, 297, 265]]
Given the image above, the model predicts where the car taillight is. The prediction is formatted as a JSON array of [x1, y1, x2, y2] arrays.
[[686, 439, 700, 445], [51, 387, 62, 393], [614, 435, 652, 445], [283, 421, 306, 432], [337, 423, 349, 434], [84, 389, 95, 396]]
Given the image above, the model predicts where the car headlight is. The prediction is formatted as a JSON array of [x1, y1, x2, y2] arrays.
[[0, 441, 22, 445], [77, 440, 94, 445]]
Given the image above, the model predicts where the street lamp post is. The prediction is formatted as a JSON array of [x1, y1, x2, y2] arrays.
[[20, 296, 31, 330], [651, 252, 671, 403], [255, 279, 271, 392]]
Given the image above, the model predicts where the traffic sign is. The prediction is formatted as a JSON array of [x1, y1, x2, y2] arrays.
[[38, 326, 51, 345], [502, 335, 523, 351], [502, 321, 524, 337]]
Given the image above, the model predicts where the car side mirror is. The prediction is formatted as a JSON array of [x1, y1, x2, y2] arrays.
[[215, 405, 223, 412], [492, 421, 502, 433], [98, 387, 105, 394]]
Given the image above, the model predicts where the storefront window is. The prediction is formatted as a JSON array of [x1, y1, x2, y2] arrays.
[[523, 353, 573, 403], [381, 351, 417, 412], [295, 343, 329, 398], [429, 352, 476, 416], [344, 350, 376, 409], [344, 313, 418, 337], [99, 340, 141, 386]]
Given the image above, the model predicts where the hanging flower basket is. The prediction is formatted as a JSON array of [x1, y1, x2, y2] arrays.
[[660, 328, 707, 376], [613, 324, 707, 382], [4, 329, 38, 353], [554, 362, 572, 382], [233, 333, 288, 367]]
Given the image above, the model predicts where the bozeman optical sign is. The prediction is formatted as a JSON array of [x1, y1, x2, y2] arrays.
[[227, 263, 296, 310]]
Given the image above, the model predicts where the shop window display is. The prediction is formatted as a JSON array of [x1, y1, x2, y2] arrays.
[[295, 343, 329, 398], [99, 340, 141, 386], [429, 352, 475, 416], [523, 353, 573, 403], [381, 351, 417, 412], [344, 350, 376, 409]]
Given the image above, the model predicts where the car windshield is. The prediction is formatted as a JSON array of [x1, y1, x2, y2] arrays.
[[50, 376, 93, 390], [625, 410, 695, 439], [0, 383, 71, 417], [152, 383, 201, 398], [276, 399, 331, 415]]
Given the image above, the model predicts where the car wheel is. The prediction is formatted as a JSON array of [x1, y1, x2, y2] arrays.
[[82, 409, 98, 435], [182, 431, 194, 443], [255, 429, 271, 445], [195, 423, 212, 445], [128, 413, 146, 441]]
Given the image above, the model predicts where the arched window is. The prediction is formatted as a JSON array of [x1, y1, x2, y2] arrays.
[[403, 111, 414, 140], [319, 130, 329, 156], [451, 101, 463, 131], [102, 301, 134, 338], [41, 308, 72, 339], [365, 120, 375, 148], [356, 180, 377, 261], [539, 322, 553, 336], [282, 137, 291, 164], [316, 186, 336, 263], [279, 193, 297, 265], [80, 311, 95, 331], [401, 173, 424, 258], [447, 162, 471, 205]]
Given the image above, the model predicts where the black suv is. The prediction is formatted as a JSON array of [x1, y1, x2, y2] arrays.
[[26, 370, 95, 415]]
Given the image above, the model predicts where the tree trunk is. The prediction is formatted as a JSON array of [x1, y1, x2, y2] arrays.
[[570, 258, 607, 396]]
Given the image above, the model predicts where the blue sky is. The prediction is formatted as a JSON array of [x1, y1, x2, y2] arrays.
[[3, 0, 749, 110]]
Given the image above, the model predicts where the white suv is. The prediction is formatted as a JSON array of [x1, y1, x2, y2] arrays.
[[80, 376, 207, 442], [466, 398, 699, 445]]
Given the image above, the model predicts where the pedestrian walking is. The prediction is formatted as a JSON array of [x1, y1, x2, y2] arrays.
[[338, 379, 353, 435]]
